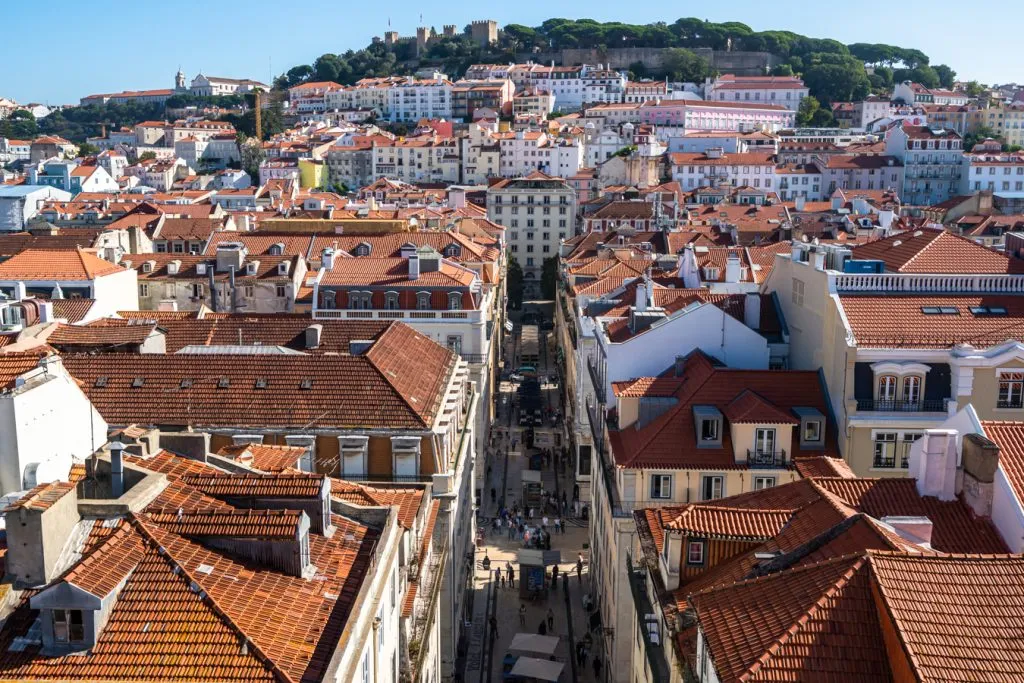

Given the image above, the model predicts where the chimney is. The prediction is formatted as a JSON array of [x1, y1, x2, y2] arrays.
[[37, 301, 54, 323], [794, 195, 805, 212], [634, 280, 648, 312], [880, 516, 934, 547], [725, 253, 742, 283], [5, 481, 80, 587], [321, 248, 336, 270], [109, 440, 125, 498], [744, 293, 761, 330], [912, 428, 958, 501], [809, 247, 826, 271], [877, 209, 894, 230], [215, 242, 247, 272], [159, 432, 211, 463], [408, 252, 420, 280], [305, 324, 322, 349], [959, 433, 1000, 517], [673, 355, 685, 377]]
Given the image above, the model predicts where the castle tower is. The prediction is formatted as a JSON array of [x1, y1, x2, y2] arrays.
[[416, 26, 433, 56], [384, 31, 399, 46], [443, 24, 457, 37], [470, 19, 498, 47], [175, 69, 186, 91]]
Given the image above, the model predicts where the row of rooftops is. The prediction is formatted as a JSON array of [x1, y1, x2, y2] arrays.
[[0, 430, 435, 682]]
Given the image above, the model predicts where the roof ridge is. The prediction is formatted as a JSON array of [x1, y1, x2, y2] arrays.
[[737, 554, 870, 681], [131, 514, 294, 683]]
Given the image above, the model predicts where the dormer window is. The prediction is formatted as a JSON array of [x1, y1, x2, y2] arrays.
[[384, 291, 399, 310], [793, 407, 825, 449], [448, 292, 462, 310], [693, 406, 723, 448], [269, 242, 285, 255], [417, 291, 431, 310], [53, 609, 85, 644], [355, 242, 372, 256], [277, 262, 290, 276], [246, 261, 259, 276], [878, 375, 897, 401], [444, 244, 461, 258]]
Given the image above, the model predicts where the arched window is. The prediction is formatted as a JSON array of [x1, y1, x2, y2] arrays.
[[384, 291, 399, 310], [322, 291, 336, 309], [348, 291, 362, 310], [903, 376, 921, 404], [448, 292, 462, 310], [878, 375, 898, 402], [416, 292, 431, 310]]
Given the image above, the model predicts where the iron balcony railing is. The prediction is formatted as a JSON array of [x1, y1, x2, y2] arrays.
[[587, 358, 607, 404], [856, 398, 947, 412], [746, 449, 787, 468]]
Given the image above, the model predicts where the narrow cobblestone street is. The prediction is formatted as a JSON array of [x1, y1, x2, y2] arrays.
[[460, 304, 600, 683]]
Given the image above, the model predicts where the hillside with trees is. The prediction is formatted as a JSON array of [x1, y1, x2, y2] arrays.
[[276, 17, 961, 115]]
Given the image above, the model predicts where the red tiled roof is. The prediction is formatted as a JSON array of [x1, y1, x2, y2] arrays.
[[180, 472, 326, 498], [839, 294, 1024, 349], [64, 323, 455, 430], [331, 480, 426, 530], [982, 421, 1024, 506], [850, 228, 1024, 274], [216, 443, 306, 473], [723, 389, 799, 425], [0, 352, 47, 390], [146, 508, 304, 539], [47, 321, 158, 348], [4, 480, 75, 512], [793, 456, 857, 479], [608, 352, 834, 469], [0, 248, 125, 280], [655, 505, 791, 539]]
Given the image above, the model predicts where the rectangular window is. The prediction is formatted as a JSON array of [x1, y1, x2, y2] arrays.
[[700, 475, 723, 501], [192, 283, 204, 298], [53, 610, 85, 643], [873, 432, 898, 468], [686, 541, 705, 565], [792, 279, 805, 306], [649, 474, 672, 499], [753, 476, 776, 490], [898, 432, 922, 469], [803, 421, 821, 443], [999, 371, 1024, 408], [138, 283, 149, 297], [700, 418, 719, 442]]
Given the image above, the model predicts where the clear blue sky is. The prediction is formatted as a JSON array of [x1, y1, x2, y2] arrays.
[[2, 0, 1020, 104]]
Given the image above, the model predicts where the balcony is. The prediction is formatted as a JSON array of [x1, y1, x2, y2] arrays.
[[746, 449, 786, 468], [856, 398, 948, 413], [625, 552, 670, 682], [587, 357, 607, 404]]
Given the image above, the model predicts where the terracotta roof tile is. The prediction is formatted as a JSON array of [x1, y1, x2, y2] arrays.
[[146, 508, 303, 539], [216, 443, 306, 473], [4, 480, 75, 512], [180, 472, 326, 498], [839, 294, 1024, 349], [981, 421, 1024, 505], [850, 228, 1024, 274], [0, 248, 125, 280]]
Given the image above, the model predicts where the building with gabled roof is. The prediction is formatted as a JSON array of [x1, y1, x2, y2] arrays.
[[59, 320, 479, 676], [629, 419, 1014, 682], [0, 248, 137, 316], [763, 232, 1024, 478]]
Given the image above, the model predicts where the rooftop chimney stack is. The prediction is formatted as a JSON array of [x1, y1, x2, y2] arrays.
[[912, 429, 958, 501], [109, 440, 125, 498], [959, 432, 1000, 517], [744, 293, 761, 330]]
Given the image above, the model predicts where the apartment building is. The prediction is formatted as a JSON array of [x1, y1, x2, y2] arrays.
[[962, 148, 1024, 195], [704, 74, 809, 111], [63, 321, 479, 681], [487, 172, 576, 295], [125, 243, 306, 314], [640, 100, 796, 133], [587, 350, 837, 681], [894, 80, 969, 106], [386, 77, 453, 122], [884, 122, 964, 206], [821, 154, 905, 196], [0, 248, 137, 316], [451, 79, 514, 120], [970, 102, 1024, 148], [764, 232, 1024, 478], [497, 130, 584, 178], [669, 148, 776, 191], [631, 445, 1013, 682], [371, 137, 461, 184]]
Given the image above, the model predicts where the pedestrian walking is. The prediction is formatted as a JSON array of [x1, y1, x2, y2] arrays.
[[546, 608, 554, 632], [508, 565, 516, 588], [562, 572, 569, 593], [577, 554, 584, 581], [490, 487, 496, 504], [538, 620, 547, 636], [500, 574, 506, 589], [519, 603, 526, 626], [495, 567, 502, 585], [593, 656, 603, 678], [489, 614, 498, 641]]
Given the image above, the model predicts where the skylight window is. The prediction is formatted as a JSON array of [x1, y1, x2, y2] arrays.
[[300, 378, 314, 390], [217, 377, 230, 389], [939, 306, 959, 314], [131, 377, 145, 388], [989, 306, 1008, 315], [94, 377, 108, 388], [920, 307, 941, 314], [180, 379, 193, 389], [255, 378, 268, 389]]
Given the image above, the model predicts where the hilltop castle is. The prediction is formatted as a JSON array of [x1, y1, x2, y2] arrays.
[[374, 19, 498, 55]]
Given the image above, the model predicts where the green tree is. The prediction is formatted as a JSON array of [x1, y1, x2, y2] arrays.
[[77, 142, 101, 156], [771, 64, 794, 77], [661, 47, 710, 82], [796, 96, 834, 127], [964, 81, 986, 98], [507, 258, 524, 310], [540, 257, 559, 300], [0, 109, 39, 139], [963, 126, 1000, 152], [933, 64, 956, 89], [139, 151, 157, 161], [802, 54, 870, 103]]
